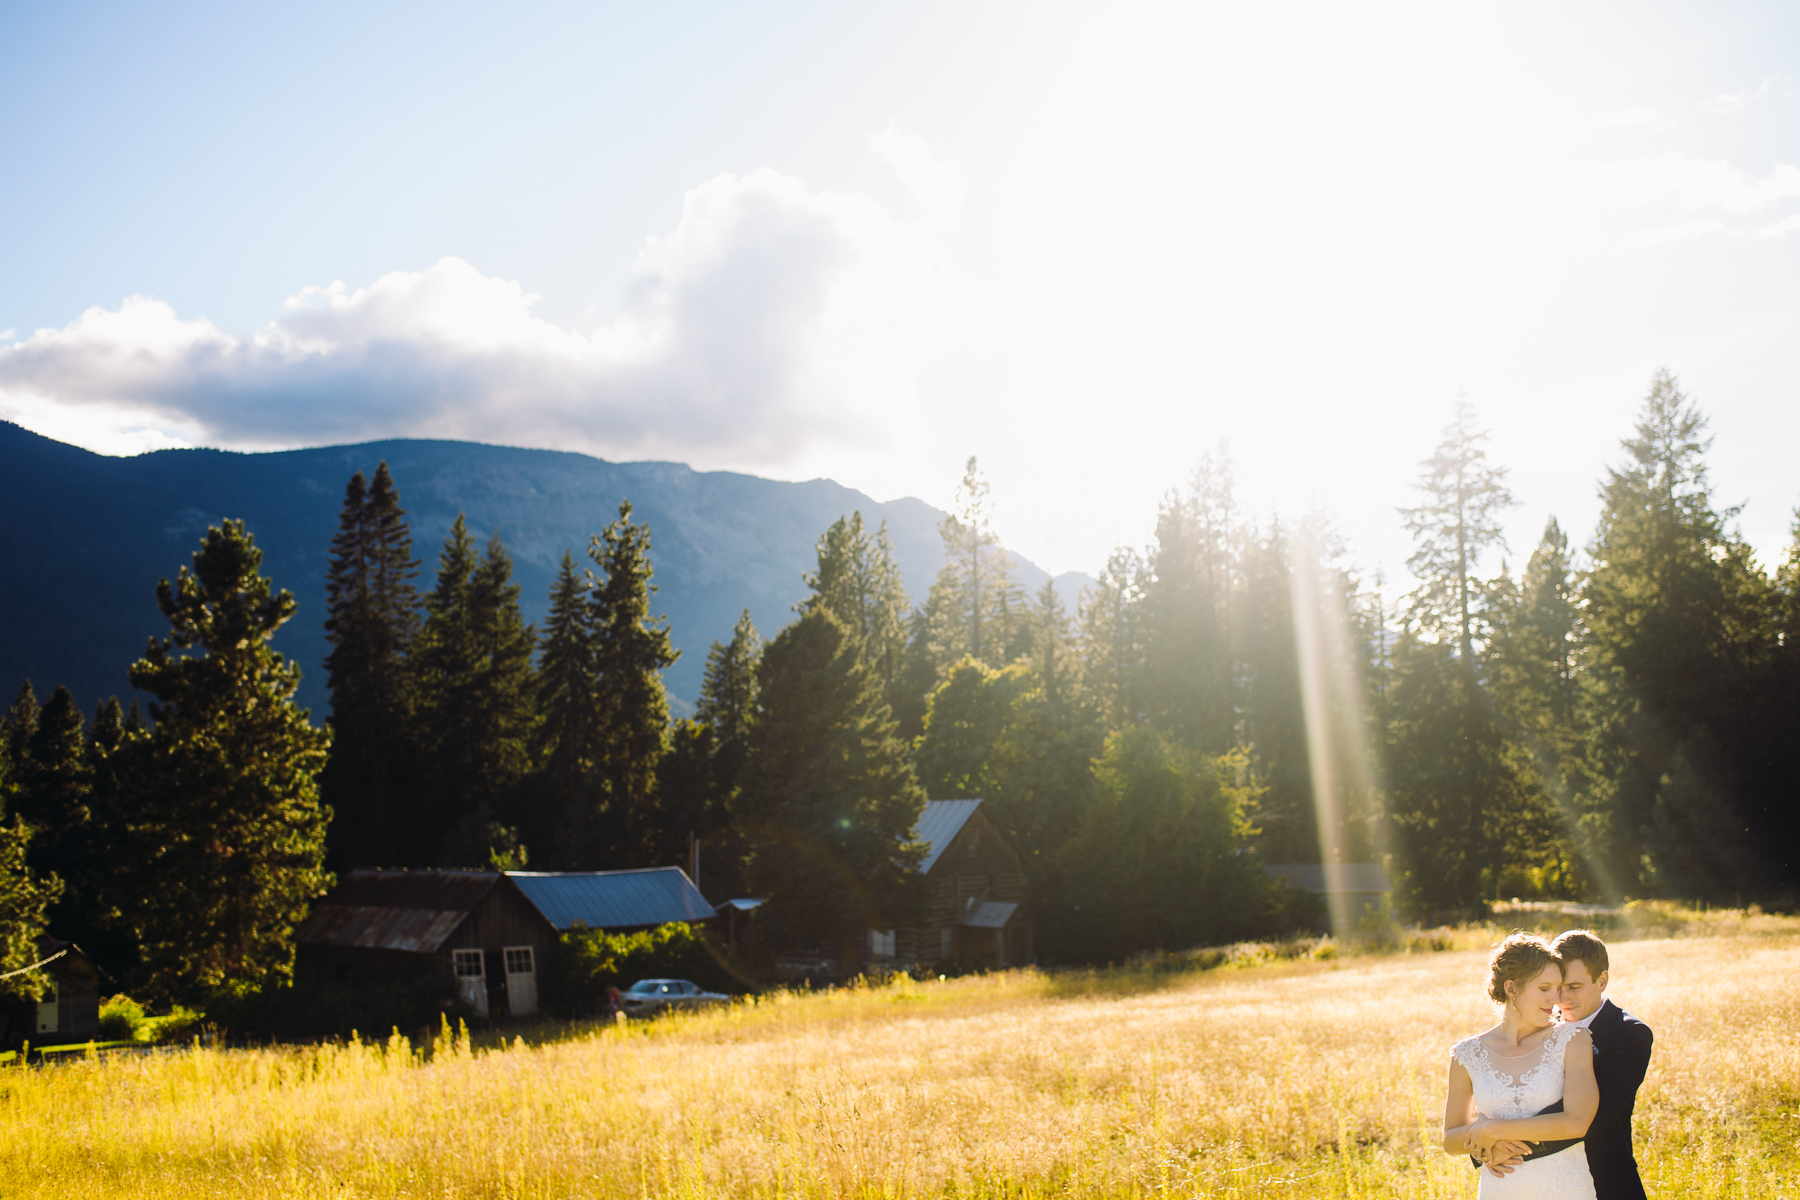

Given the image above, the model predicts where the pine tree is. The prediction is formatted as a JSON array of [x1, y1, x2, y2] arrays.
[[1025, 577, 1075, 709], [696, 609, 761, 795], [1050, 727, 1267, 961], [1582, 370, 1775, 895], [1075, 547, 1147, 732], [580, 501, 678, 868], [321, 463, 420, 868], [0, 779, 59, 1003], [116, 520, 332, 1001], [1398, 399, 1516, 665], [911, 459, 1028, 694], [915, 658, 1031, 801], [1234, 521, 1314, 864], [0, 700, 62, 1002], [411, 519, 537, 866], [1139, 449, 1237, 753], [14, 685, 96, 939], [530, 550, 600, 853], [4, 683, 38, 776], [803, 513, 911, 702], [1380, 631, 1548, 916], [734, 608, 926, 964]]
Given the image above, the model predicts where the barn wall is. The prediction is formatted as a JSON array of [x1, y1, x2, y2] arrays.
[[440, 884, 553, 961]]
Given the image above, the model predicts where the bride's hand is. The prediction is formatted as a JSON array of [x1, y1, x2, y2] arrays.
[[1469, 1118, 1501, 1151]]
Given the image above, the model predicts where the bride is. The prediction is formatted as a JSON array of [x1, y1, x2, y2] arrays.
[[1442, 932, 1599, 1198]]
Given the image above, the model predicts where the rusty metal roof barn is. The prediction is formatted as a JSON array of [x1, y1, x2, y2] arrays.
[[505, 867, 714, 931], [916, 799, 982, 873], [295, 869, 502, 953]]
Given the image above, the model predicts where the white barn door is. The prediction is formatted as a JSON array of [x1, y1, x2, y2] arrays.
[[504, 946, 537, 1017], [453, 949, 489, 1018]]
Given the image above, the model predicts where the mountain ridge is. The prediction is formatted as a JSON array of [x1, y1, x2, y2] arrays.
[[0, 422, 1090, 717]]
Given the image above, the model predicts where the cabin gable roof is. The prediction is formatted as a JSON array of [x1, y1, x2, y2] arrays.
[[506, 867, 713, 931], [916, 799, 983, 873]]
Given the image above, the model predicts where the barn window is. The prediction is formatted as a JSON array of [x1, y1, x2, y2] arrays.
[[504, 947, 535, 975], [453, 949, 485, 978], [870, 929, 896, 957]]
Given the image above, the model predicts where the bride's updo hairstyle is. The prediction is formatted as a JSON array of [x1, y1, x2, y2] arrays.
[[1487, 932, 1559, 1005]]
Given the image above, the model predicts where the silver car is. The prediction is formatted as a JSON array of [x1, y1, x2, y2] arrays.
[[620, 978, 728, 1015]]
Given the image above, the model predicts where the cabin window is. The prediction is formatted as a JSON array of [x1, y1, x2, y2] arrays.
[[870, 929, 896, 957], [453, 949, 485, 978], [504, 947, 534, 975]]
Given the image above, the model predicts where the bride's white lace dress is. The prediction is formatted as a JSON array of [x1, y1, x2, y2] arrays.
[[1451, 1021, 1596, 1199]]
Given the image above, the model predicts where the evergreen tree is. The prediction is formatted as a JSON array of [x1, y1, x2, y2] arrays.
[[657, 609, 764, 898], [734, 608, 926, 965], [579, 501, 678, 868], [0, 796, 59, 1004], [321, 463, 420, 868], [14, 685, 100, 943], [1398, 399, 1516, 664], [914, 658, 1031, 801], [1139, 449, 1238, 753], [915, 657, 1097, 867], [411, 518, 537, 866], [1075, 547, 1147, 732], [0, 698, 62, 1002], [1025, 577, 1076, 710], [1049, 727, 1268, 961], [4, 683, 38, 776], [1581, 370, 1775, 895], [1380, 631, 1548, 916], [115, 520, 332, 1001], [530, 550, 600, 853], [803, 513, 910, 705], [1234, 521, 1315, 864], [1485, 519, 1589, 895], [905, 460, 1029, 714], [695, 609, 762, 798]]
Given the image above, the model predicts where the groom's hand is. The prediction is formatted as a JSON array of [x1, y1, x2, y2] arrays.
[[1483, 1140, 1530, 1177]]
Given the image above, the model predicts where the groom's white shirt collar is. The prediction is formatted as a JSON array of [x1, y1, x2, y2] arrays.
[[1566, 997, 1612, 1029]]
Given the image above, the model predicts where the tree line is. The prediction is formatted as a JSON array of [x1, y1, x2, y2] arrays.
[[2, 368, 1796, 1007]]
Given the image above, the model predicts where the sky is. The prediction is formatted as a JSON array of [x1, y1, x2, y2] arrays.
[[2, 0, 1798, 589]]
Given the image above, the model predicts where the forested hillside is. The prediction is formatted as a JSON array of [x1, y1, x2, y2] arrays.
[[0, 422, 1083, 717], [1, 371, 1796, 1005]]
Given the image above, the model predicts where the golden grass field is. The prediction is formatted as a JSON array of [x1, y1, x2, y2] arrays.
[[6, 913, 1798, 1199]]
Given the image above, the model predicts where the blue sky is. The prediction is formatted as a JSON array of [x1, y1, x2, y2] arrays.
[[3, 1, 1799, 586]]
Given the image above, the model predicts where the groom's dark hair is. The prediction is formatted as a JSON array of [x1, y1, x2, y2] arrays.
[[1552, 929, 1609, 976]]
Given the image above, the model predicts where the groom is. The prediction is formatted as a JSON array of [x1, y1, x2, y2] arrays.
[[1481, 929, 1655, 1200]]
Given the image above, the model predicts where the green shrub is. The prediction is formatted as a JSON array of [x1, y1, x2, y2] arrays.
[[206, 975, 466, 1040], [543, 923, 748, 1017], [97, 995, 149, 1042]]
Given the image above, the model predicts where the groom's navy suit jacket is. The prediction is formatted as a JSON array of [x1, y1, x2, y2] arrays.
[[1481, 999, 1654, 1200], [1576, 1000, 1654, 1200]]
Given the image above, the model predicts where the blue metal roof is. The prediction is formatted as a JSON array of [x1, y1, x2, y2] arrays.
[[916, 799, 982, 874], [506, 867, 715, 931]]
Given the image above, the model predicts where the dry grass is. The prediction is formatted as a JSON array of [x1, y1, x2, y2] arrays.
[[7, 919, 1800, 1199]]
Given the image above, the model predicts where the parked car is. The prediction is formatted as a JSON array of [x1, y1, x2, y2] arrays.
[[619, 978, 729, 1015]]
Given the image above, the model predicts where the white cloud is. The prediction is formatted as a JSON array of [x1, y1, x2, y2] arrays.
[[870, 121, 966, 226], [1589, 106, 1675, 133], [1752, 213, 1800, 241], [1595, 153, 1800, 216], [0, 156, 971, 469], [1701, 78, 1775, 116]]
